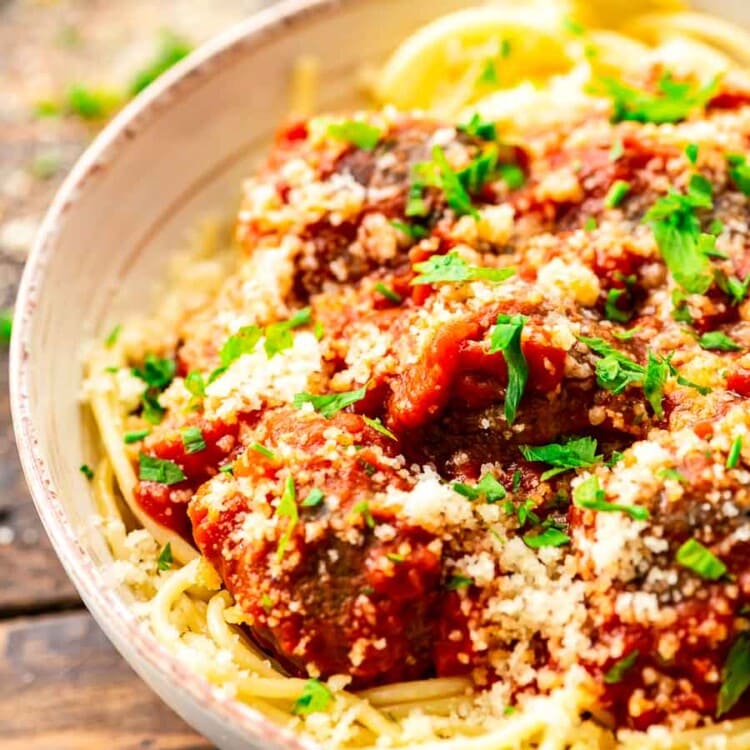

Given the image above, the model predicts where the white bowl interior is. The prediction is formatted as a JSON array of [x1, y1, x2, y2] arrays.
[[11, 0, 750, 748]]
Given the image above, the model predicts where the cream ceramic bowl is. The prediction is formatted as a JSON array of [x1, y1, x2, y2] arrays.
[[10, 1, 750, 748]]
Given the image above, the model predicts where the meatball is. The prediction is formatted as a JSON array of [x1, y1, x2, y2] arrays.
[[188, 408, 443, 686]]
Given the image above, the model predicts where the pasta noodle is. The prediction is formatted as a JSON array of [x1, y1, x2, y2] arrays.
[[82, 1, 750, 747]]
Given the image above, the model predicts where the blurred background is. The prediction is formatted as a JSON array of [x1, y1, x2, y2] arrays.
[[0, 2, 270, 748]]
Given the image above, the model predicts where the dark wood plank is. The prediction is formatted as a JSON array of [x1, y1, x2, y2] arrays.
[[0, 609, 215, 750]]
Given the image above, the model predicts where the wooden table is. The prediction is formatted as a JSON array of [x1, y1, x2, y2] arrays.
[[0, 2, 266, 747]]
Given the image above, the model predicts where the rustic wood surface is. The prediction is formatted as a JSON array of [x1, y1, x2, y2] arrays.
[[0, 1, 268, 747]]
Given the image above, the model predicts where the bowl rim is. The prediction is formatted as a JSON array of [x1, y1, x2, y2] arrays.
[[9, 1, 354, 747]]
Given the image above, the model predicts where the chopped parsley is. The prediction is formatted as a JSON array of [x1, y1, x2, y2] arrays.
[[604, 180, 631, 209], [124, 429, 150, 444], [156, 542, 173, 572], [523, 527, 570, 549], [498, 163, 526, 189], [390, 220, 428, 241], [520, 436, 601, 480], [573, 475, 649, 521], [264, 308, 312, 358], [676, 538, 727, 580], [79, 464, 94, 480], [104, 324, 122, 348], [66, 84, 122, 120], [351, 500, 375, 529], [411, 252, 515, 286], [597, 72, 718, 125], [489, 313, 528, 425], [387, 552, 405, 563], [430, 146, 479, 218], [604, 288, 632, 323], [301, 488, 325, 508], [717, 632, 750, 717], [452, 473, 506, 503], [685, 143, 699, 165], [327, 120, 383, 151], [293, 386, 367, 419], [184, 371, 206, 398], [132, 354, 176, 390], [219, 463, 234, 475], [658, 467, 687, 483], [612, 327, 641, 341], [459, 113, 497, 141], [727, 153, 750, 196], [291, 679, 333, 716], [727, 436, 743, 469], [446, 574, 473, 590], [604, 650, 640, 684], [374, 283, 402, 304], [458, 144, 501, 194], [261, 593, 273, 612], [276, 476, 298, 562], [643, 174, 716, 295], [362, 416, 397, 441], [250, 442, 275, 459], [0, 309, 12, 343], [218, 325, 262, 368], [513, 498, 540, 528], [512, 470, 522, 492], [699, 331, 742, 351], [477, 59, 499, 86], [583, 216, 598, 232], [138, 453, 186, 485], [181, 426, 206, 454], [130, 31, 193, 95]]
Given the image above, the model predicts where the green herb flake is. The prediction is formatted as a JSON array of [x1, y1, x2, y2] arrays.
[[411, 252, 515, 286], [66, 84, 122, 120], [291, 679, 334, 716], [261, 593, 274, 613], [328, 120, 383, 151], [563, 16, 586, 35], [523, 527, 570, 549], [387, 552, 405, 564], [727, 153, 750, 196], [489, 313, 528, 425], [584, 216, 598, 232], [477, 59, 499, 86], [362, 416, 397, 441], [390, 220, 429, 241], [498, 163, 526, 189], [0, 309, 12, 344], [138, 453, 186, 485], [727, 436, 743, 469], [520, 436, 601, 480], [181, 426, 206, 454], [124, 429, 150, 444], [458, 113, 497, 141], [604, 180, 631, 209], [293, 386, 367, 419], [219, 325, 262, 367], [184, 371, 206, 398], [104, 324, 122, 348], [351, 500, 375, 529], [699, 331, 742, 352], [676, 538, 727, 580], [264, 308, 312, 359], [156, 542, 173, 572], [301, 488, 325, 508], [604, 650, 640, 684], [685, 143, 699, 165], [374, 283, 402, 304], [446, 574, 473, 590], [276, 476, 298, 562], [130, 31, 193, 95], [219, 464, 234, 475], [430, 146, 480, 218], [657, 467, 687, 483], [132, 354, 176, 390], [717, 633, 750, 717], [512, 469, 522, 492], [612, 327, 642, 341], [573, 475, 649, 521], [79, 464, 94, 480], [604, 288, 632, 323], [250, 442, 275, 459], [141, 391, 166, 425]]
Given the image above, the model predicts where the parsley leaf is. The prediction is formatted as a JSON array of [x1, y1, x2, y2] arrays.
[[727, 436, 743, 469], [250, 442, 275, 459], [685, 143, 699, 165], [699, 331, 742, 352], [459, 113, 497, 141], [411, 252, 515, 286], [130, 31, 193, 95], [276, 476, 298, 562], [597, 73, 718, 125], [293, 386, 367, 419], [156, 542, 173, 572], [0, 308, 12, 344], [219, 325, 262, 367], [489, 313, 528, 425], [79, 464, 94, 480], [124, 429, 150, 444], [430, 146, 479, 218], [604, 288, 632, 323], [727, 153, 750, 196], [351, 500, 375, 528], [291, 679, 333, 716], [520, 436, 601, 480], [446, 574, 473, 590], [604, 180, 631, 209], [643, 351, 670, 418], [390, 220, 428, 241], [264, 308, 311, 358], [717, 633, 750, 717], [523, 527, 570, 549], [452, 473, 506, 503], [181, 426, 206, 454], [362, 416, 397, 441], [328, 120, 382, 151], [458, 145, 499, 194], [604, 650, 640, 684], [138, 453, 186, 485], [573, 475, 649, 521], [301, 488, 325, 508], [104, 324, 122, 348], [184, 371, 206, 398], [676, 538, 727, 580], [132, 354, 176, 391], [374, 283, 402, 304]]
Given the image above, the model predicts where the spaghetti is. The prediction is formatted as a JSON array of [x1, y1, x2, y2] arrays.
[[82, 1, 750, 747]]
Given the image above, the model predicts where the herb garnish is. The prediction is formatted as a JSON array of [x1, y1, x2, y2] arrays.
[[124, 429, 150, 444], [727, 436, 743, 469], [727, 153, 750, 196], [490, 313, 528, 425], [391, 220, 428, 241], [185, 371, 206, 398], [411, 252, 515, 286], [699, 331, 742, 352], [293, 386, 367, 419], [138, 453, 186, 485], [132, 353, 176, 424], [291, 679, 333, 716], [264, 308, 312, 358], [351, 500, 375, 528], [459, 113, 497, 141], [452, 473, 506, 503], [156, 542, 173, 572], [523, 527, 570, 549], [301, 488, 325, 508], [573, 475, 649, 521], [717, 633, 750, 717], [328, 120, 383, 151], [686, 143, 699, 165], [604, 288, 632, 323], [374, 283, 402, 304], [604, 650, 640, 684], [181, 426, 206, 454], [130, 31, 193, 95], [0, 309, 12, 344], [446, 574, 473, 590], [104, 324, 122, 348], [676, 538, 727, 580], [250, 442, 275, 459], [276, 476, 298, 562], [362, 416, 397, 441], [520, 436, 601, 480], [79, 464, 94, 480], [604, 180, 631, 209]]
